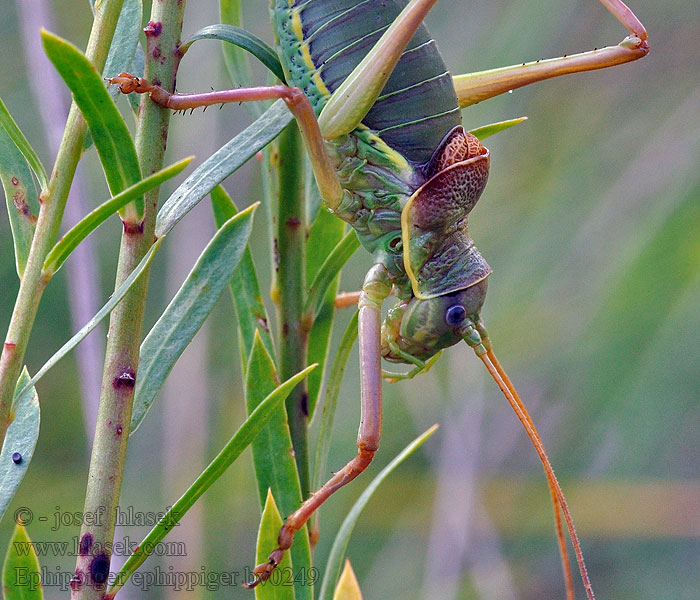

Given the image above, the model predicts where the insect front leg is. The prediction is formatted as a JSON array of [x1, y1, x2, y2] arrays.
[[452, 0, 649, 107], [244, 264, 391, 589]]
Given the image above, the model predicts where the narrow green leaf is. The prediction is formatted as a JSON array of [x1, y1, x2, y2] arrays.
[[156, 99, 292, 238], [103, 0, 143, 99], [0, 125, 40, 279], [2, 524, 43, 600], [43, 157, 193, 276], [318, 425, 439, 600], [130, 204, 258, 434], [0, 98, 48, 194], [108, 364, 316, 596], [306, 207, 345, 419], [304, 230, 361, 320], [12, 99, 288, 399], [333, 560, 362, 600], [181, 24, 285, 84], [42, 30, 143, 217], [211, 186, 275, 366], [311, 311, 358, 492], [470, 116, 528, 140], [16, 241, 162, 399], [254, 490, 295, 600], [0, 369, 40, 524], [246, 333, 312, 600]]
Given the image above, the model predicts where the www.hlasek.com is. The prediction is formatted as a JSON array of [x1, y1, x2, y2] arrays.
[[11, 565, 320, 592]]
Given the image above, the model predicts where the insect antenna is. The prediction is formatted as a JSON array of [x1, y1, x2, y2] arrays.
[[477, 349, 594, 600]]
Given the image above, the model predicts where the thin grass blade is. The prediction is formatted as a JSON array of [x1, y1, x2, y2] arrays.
[[470, 116, 528, 141], [0, 369, 39, 524], [2, 524, 43, 600], [107, 363, 316, 596], [0, 123, 40, 279], [318, 425, 439, 600], [211, 185, 275, 366], [43, 157, 192, 276], [15, 240, 162, 399], [0, 98, 48, 194], [253, 490, 295, 600], [130, 204, 257, 434]]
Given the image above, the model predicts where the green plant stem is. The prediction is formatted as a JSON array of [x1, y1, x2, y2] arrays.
[[71, 2, 185, 598], [0, 0, 126, 450], [273, 124, 311, 496]]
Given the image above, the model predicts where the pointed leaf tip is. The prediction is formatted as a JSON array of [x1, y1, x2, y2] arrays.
[[333, 559, 363, 600]]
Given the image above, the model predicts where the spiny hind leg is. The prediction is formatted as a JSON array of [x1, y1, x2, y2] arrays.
[[452, 0, 648, 107]]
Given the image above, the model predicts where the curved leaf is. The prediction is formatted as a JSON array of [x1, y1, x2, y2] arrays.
[[2, 524, 43, 600], [108, 363, 317, 597], [43, 157, 193, 276], [0, 369, 39, 524], [0, 122, 40, 279], [0, 98, 48, 194], [181, 24, 285, 83], [130, 203, 258, 434], [42, 30, 143, 217], [156, 99, 292, 238], [318, 425, 439, 600], [254, 490, 295, 600]]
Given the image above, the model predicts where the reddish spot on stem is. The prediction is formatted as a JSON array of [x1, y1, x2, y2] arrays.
[[282, 322, 289, 336], [113, 369, 136, 389], [144, 21, 162, 37], [10, 177, 19, 186], [70, 570, 84, 591], [286, 216, 301, 228], [122, 220, 145, 234], [4, 342, 16, 351], [79, 533, 94, 556], [115, 424, 123, 436]]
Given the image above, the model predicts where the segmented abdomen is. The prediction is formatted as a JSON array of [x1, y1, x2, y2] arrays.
[[272, 0, 461, 166]]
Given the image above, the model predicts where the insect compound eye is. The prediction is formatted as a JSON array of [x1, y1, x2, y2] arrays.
[[445, 304, 467, 327]]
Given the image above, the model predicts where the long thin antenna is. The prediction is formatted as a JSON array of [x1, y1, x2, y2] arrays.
[[486, 349, 574, 599], [477, 350, 594, 600]]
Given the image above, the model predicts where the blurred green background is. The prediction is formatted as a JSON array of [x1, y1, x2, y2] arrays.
[[1, 0, 698, 598]]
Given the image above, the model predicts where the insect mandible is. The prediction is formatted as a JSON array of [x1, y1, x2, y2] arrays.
[[109, 0, 648, 597]]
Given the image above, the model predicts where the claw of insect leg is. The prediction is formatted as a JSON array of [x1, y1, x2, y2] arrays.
[[242, 548, 284, 589]]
